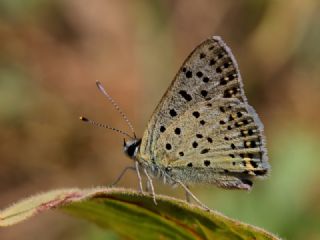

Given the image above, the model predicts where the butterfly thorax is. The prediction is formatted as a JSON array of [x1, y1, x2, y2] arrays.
[[123, 138, 142, 159]]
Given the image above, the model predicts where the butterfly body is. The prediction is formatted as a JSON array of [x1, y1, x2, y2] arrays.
[[124, 36, 269, 192]]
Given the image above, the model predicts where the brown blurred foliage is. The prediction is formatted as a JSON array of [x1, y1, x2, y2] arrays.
[[0, 1, 320, 239]]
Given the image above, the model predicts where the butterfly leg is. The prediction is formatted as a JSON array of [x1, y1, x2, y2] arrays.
[[185, 185, 191, 203], [143, 168, 157, 205], [135, 161, 144, 194], [176, 180, 210, 211], [109, 166, 135, 187], [146, 180, 151, 193]]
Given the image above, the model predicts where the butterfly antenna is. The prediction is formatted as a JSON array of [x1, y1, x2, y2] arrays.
[[80, 116, 134, 139], [96, 81, 136, 137]]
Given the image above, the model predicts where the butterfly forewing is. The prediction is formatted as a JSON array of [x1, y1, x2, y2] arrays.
[[138, 36, 269, 189]]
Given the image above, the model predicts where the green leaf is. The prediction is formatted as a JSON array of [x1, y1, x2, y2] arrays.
[[0, 187, 281, 240]]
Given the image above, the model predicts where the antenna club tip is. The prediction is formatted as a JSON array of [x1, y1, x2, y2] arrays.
[[79, 116, 89, 122], [96, 80, 102, 87]]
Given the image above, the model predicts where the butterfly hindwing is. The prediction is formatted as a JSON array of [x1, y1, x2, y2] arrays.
[[157, 98, 268, 180]]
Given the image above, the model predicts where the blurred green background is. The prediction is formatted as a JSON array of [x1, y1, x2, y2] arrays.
[[0, 0, 319, 239]]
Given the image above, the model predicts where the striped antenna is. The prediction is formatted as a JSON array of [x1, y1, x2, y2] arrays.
[[80, 116, 134, 139], [96, 81, 136, 137]]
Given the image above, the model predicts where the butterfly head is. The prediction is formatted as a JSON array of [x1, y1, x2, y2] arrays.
[[123, 138, 142, 159]]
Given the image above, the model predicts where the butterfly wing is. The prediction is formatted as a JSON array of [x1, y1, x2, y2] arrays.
[[138, 36, 269, 189]]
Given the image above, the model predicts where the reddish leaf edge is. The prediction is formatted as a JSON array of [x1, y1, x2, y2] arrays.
[[0, 187, 281, 240]]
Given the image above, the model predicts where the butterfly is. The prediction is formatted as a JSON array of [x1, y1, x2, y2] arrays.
[[80, 36, 270, 210]]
